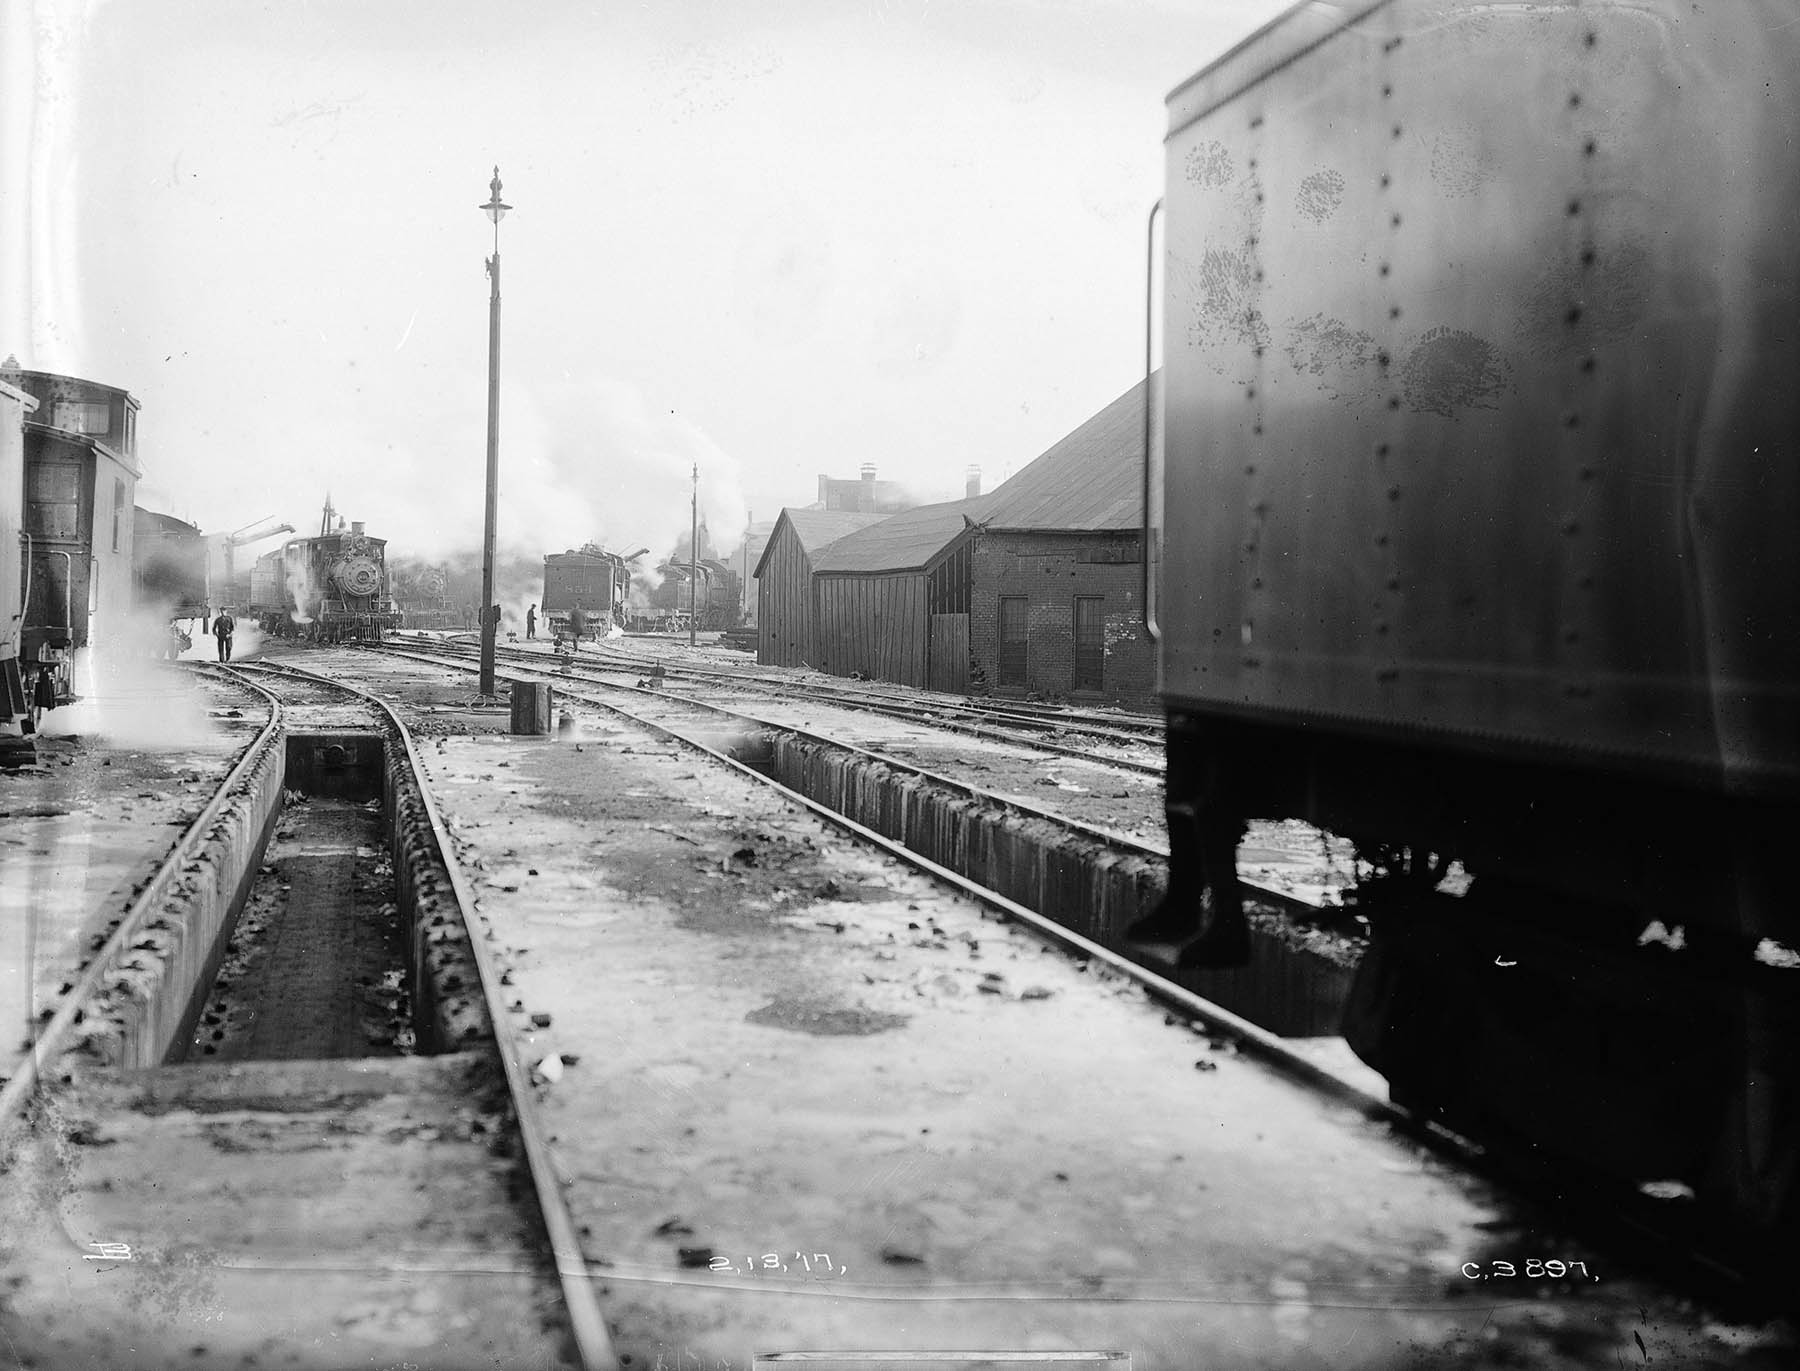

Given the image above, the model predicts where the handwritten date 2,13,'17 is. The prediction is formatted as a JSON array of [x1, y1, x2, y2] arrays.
[[711, 1252, 848, 1277], [1461, 1259, 1597, 1281]]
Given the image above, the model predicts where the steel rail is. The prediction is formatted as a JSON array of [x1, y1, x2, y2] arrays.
[[400, 631, 1165, 742], [401, 635, 1166, 779], [571, 649, 1166, 765], [375, 640, 1325, 917], [0, 668, 282, 1125], [364, 646, 1384, 1118], [223, 660, 620, 1371]]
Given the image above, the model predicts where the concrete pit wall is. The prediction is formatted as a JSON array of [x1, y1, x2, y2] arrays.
[[764, 734, 1354, 1036], [382, 731, 493, 1051], [77, 723, 492, 1071], [77, 728, 286, 1069]]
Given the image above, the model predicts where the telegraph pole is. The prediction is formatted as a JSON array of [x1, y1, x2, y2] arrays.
[[688, 462, 698, 648], [478, 167, 511, 700]]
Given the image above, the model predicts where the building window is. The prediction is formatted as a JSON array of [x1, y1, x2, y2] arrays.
[[52, 400, 109, 436], [113, 479, 126, 552], [1074, 596, 1105, 693], [998, 596, 1028, 687]]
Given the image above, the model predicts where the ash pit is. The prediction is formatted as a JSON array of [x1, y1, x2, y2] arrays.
[[176, 732, 421, 1064]]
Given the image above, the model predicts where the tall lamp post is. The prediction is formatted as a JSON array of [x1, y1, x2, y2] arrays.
[[478, 167, 511, 701]]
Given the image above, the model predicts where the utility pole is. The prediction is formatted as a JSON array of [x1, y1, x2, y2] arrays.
[[689, 462, 698, 648], [478, 167, 511, 700]]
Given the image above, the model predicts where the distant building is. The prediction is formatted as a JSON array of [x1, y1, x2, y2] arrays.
[[2, 361, 143, 699], [753, 510, 885, 667], [969, 376, 1158, 707], [815, 463, 914, 515], [734, 518, 776, 627]]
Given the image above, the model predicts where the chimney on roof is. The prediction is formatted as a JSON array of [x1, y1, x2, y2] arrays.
[[860, 463, 877, 482], [965, 464, 981, 500], [858, 463, 878, 511]]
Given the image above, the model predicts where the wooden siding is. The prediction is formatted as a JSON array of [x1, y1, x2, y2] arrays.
[[756, 521, 815, 667], [929, 613, 970, 693], [811, 572, 929, 687]]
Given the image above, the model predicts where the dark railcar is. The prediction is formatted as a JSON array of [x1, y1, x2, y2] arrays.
[[132, 508, 210, 621], [1156, 0, 1797, 1241], [543, 545, 632, 635], [643, 558, 741, 632]]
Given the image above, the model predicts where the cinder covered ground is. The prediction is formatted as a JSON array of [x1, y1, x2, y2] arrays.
[[332, 648, 1791, 1371], [0, 668, 264, 1087]]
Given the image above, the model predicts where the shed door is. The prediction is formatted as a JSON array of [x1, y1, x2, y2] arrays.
[[1073, 596, 1105, 693], [998, 596, 1028, 688], [929, 613, 969, 693]]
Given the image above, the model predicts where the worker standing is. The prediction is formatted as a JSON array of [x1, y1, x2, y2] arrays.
[[568, 604, 586, 648], [526, 604, 537, 639], [213, 608, 236, 662]]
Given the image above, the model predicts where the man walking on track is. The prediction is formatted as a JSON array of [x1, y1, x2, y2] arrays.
[[213, 608, 236, 662]]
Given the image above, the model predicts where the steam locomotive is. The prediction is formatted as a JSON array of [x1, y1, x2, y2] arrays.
[[1153, 0, 1796, 1243], [247, 514, 400, 642]]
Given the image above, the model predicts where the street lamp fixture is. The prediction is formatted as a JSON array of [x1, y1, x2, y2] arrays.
[[477, 166, 510, 701]]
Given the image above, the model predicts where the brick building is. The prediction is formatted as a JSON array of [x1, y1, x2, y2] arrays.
[[815, 463, 915, 514], [969, 376, 1159, 708]]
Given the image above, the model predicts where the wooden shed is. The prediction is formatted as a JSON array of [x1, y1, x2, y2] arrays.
[[809, 498, 988, 690], [754, 509, 884, 667]]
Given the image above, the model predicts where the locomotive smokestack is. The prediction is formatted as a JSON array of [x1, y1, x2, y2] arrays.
[[965, 464, 981, 499]]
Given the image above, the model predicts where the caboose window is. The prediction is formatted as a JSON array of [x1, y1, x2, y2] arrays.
[[113, 479, 125, 551], [27, 462, 80, 539], [52, 400, 109, 436]]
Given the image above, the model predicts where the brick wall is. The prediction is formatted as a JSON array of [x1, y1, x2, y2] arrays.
[[970, 530, 1156, 707]]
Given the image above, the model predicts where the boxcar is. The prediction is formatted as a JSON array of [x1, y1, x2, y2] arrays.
[[1155, 0, 1797, 1240]]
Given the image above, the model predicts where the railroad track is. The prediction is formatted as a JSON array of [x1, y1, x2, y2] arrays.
[[360, 641, 1786, 1319], [396, 633, 1163, 774], [219, 659, 619, 1369], [366, 641, 1369, 1087], [0, 660, 619, 1370]]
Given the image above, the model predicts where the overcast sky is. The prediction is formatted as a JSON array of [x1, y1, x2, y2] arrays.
[[10, 0, 1291, 563]]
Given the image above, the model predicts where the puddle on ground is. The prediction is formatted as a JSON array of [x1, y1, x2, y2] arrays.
[[744, 995, 910, 1037]]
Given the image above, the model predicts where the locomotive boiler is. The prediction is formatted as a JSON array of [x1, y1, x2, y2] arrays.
[[1152, 0, 1797, 1245]]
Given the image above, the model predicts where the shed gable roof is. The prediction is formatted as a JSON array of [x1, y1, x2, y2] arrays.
[[811, 496, 990, 574], [753, 508, 887, 579], [978, 374, 1157, 533]]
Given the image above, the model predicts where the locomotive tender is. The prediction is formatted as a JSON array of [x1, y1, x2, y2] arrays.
[[1154, 0, 1796, 1241]]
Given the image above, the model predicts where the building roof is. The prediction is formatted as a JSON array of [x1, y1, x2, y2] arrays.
[[977, 374, 1158, 533], [754, 508, 887, 578], [811, 496, 990, 575]]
